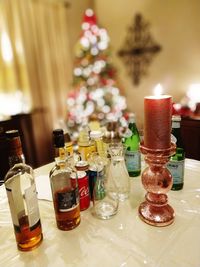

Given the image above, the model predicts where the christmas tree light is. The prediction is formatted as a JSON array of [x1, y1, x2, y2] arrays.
[[66, 9, 127, 137]]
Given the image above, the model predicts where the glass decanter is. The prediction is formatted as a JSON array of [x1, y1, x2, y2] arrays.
[[108, 143, 130, 201]]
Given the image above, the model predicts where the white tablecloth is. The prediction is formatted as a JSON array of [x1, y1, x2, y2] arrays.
[[0, 159, 200, 267]]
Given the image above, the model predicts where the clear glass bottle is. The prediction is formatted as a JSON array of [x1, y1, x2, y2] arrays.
[[90, 130, 107, 158], [108, 142, 130, 201], [49, 129, 81, 230], [78, 123, 96, 161], [64, 132, 73, 157], [93, 164, 119, 220], [123, 113, 141, 177], [167, 115, 185, 190], [4, 130, 43, 251], [102, 121, 121, 158]]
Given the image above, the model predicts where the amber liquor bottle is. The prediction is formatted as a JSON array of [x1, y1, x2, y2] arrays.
[[50, 129, 81, 230], [4, 130, 43, 251]]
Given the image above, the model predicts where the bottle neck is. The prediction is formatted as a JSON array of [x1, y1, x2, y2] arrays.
[[78, 130, 90, 146], [8, 137, 25, 167], [172, 121, 180, 129], [129, 117, 136, 124], [172, 125, 183, 149], [54, 146, 68, 169]]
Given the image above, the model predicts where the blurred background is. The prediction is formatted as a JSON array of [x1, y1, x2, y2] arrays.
[[0, 0, 200, 173]]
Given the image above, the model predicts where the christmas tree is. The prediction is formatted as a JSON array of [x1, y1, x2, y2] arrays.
[[66, 9, 127, 138]]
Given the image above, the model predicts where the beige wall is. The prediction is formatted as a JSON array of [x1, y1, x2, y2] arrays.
[[94, 0, 200, 129], [66, 0, 93, 60]]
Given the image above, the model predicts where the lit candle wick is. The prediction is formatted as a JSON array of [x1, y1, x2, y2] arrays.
[[153, 83, 163, 96]]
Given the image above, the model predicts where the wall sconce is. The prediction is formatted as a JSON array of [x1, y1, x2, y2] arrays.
[[118, 13, 162, 86]]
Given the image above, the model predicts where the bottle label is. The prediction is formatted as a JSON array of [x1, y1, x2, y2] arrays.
[[6, 175, 24, 227], [6, 178, 40, 228], [125, 151, 141, 171], [25, 184, 40, 228], [57, 188, 79, 212], [167, 160, 185, 184], [172, 121, 180, 129]]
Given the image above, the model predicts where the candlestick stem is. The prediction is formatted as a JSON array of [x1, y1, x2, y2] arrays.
[[139, 142, 176, 226]]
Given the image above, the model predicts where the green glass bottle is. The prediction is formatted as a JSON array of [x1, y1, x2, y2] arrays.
[[123, 113, 141, 177], [167, 115, 185, 190]]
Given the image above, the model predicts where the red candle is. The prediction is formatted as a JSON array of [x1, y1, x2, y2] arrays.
[[144, 95, 172, 149]]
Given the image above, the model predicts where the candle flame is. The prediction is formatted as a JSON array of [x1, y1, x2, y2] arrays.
[[187, 84, 200, 102], [186, 84, 200, 110], [153, 84, 163, 96]]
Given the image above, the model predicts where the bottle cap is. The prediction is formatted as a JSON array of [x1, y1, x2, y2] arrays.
[[129, 113, 135, 118], [128, 113, 136, 123], [172, 115, 181, 122], [5, 130, 23, 155], [53, 129, 65, 148], [90, 130, 103, 139], [5, 130, 20, 139]]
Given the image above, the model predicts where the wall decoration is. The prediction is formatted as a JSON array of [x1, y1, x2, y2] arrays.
[[118, 13, 162, 85]]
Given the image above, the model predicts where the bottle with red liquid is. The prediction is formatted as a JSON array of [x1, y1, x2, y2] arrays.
[[49, 129, 81, 230], [4, 130, 43, 251]]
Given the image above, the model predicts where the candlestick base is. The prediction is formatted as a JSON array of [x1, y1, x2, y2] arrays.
[[139, 143, 176, 227]]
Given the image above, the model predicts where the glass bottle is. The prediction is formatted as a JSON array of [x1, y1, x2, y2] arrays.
[[108, 142, 130, 201], [102, 120, 121, 158], [64, 132, 73, 157], [49, 129, 81, 230], [4, 130, 43, 251], [123, 113, 141, 177], [90, 130, 107, 158], [167, 115, 185, 190], [78, 123, 96, 161], [93, 163, 119, 220]]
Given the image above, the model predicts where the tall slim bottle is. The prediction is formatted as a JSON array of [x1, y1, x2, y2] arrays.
[[4, 130, 43, 251], [64, 132, 73, 157], [78, 123, 96, 161], [123, 113, 141, 177], [49, 129, 81, 230], [167, 115, 185, 190]]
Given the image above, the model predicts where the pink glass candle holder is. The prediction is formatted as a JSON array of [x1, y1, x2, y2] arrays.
[[139, 142, 176, 227]]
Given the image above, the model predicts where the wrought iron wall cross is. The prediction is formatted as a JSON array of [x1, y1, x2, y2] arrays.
[[118, 13, 162, 85]]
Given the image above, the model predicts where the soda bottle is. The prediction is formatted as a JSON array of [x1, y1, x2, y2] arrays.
[[123, 113, 141, 177], [167, 115, 185, 190]]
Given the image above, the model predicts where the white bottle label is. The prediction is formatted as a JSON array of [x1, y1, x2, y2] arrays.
[[167, 160, 185, 184], [25, 183, 40, 227], [6, 177, 40, 228], [6, 175, 25, 226], [125, 151, 141, 171]]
